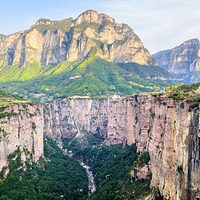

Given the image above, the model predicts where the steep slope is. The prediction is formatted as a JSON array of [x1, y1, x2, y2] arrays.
[[152, 38, 200, 83], [0, 92, 44, 172], [0, 55, 183, 100], [44, 89, 200, 199], [0, 10, 155, 67]]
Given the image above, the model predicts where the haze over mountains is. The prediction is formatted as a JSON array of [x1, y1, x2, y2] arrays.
[[153, 38, 200, 83]]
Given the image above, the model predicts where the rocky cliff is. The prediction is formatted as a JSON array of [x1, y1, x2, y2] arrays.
[[44, 96, 200, 199], [152, 39, 200, 83], [0, 104, 44, 172], [0, 10, 154, 67]]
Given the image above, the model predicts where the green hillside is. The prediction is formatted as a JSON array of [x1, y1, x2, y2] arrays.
[[0, 91, 28, 108], [0, 55, 183, 101]]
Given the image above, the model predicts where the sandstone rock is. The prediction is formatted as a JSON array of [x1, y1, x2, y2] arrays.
[[0, 10, 155, 67], [44, 95, 200, 199], [0, 104, 44, 171]]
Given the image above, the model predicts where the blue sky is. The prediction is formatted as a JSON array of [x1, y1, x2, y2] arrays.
[[0, 0, 200, 53]]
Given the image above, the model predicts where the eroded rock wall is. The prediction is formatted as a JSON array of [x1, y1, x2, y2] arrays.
[[0, 104, 44, 171], [44, 95, 200, 199], [0, 10, 154, 67]]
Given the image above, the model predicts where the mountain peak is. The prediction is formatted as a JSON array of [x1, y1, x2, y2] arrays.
[[0, 10, 155, 67], [35, 18, 52, 26], [75, 10, 115, 25]]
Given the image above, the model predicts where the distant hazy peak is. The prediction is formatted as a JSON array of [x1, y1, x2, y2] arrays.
[[0, 34, 6, 38], [152, 38, 200, 74]]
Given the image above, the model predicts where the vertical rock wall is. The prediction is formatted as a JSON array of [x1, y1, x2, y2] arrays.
[[44, 95, 200, 199], [0, 104, 44, 171]]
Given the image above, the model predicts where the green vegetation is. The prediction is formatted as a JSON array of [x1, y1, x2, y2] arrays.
[[132, 151, 150, 168], [166, 82, 200, 111], [118, 62, 172, 79], [63, 131, 151, 200], [30, 18, 73, 34], [0, 91, 28, 119], [0, 137, 88, 200], [0, 91, 28, 108], [87, 144, 151, 200], [0, 56, 183, 102]]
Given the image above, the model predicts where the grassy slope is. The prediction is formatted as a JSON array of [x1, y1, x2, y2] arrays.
[[0, 91, 28, 108], [0, 56, 182, 101]]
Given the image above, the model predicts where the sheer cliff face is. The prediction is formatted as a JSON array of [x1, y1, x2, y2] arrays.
[[0, 10, 154, 67], [44, 96, 200, 199], [0, 104, 44, 171], [153, 39, 200, 74]]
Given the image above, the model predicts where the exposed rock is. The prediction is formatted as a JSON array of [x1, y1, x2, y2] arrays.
[[153, 39, 200, 83], [0, 10, 155, 67], [0, 104, 44, 171], [153, 39, 200, 74], [44, 95, 200, 199]]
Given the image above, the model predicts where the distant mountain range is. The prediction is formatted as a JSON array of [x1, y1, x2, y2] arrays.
[[0, 10, 184, 100], [152, 38, 200, 83]]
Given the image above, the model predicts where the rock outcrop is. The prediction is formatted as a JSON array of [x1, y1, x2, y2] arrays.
[[0, 10, 155, 67], [44, 96, 200, 200], [152, 39, 200, 83], [1, 93, 200, 199], [0, 104, 44, 171], [153, 39, 200, 74]]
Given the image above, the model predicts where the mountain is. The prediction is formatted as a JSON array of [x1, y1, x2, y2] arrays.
[[0, 54, 183, 100], [0, 10, 155, 67], [0, 34, 5, 39], [0, 34, 5, 42], [152, 38, 200, 83]]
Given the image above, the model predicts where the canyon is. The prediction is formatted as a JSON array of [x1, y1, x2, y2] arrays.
[[1, 94, 200, 199]]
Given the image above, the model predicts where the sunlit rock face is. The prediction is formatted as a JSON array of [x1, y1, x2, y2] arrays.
[[44, 95, 200, 199], [153, 38, 200, 74], [0, 104, 44, 171], [0, 10, 154, 67]]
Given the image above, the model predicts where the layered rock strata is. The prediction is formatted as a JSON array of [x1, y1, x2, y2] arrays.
[[44, 96, 200, 200], [0, 10, 154, 66], [153, 39, 200, 74], [0, 104, 44, 171]]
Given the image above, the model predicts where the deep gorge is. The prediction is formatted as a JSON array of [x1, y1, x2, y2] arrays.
[[0, 94, 200, 199]]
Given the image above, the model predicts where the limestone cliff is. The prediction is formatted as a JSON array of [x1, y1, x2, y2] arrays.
[[0, 10, 154, 67], [44, 96, 200, 200], [152, 39, 200, 83], [0, 104, 44, 171]]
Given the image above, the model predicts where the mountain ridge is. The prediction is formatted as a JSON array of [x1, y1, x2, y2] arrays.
[[0, 10, 155, 67], [0, 55, 183, 101], [152, 38, 200, 83]]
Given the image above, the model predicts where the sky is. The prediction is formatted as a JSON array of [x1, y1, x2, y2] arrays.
[[0, 0, 200, 54]]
